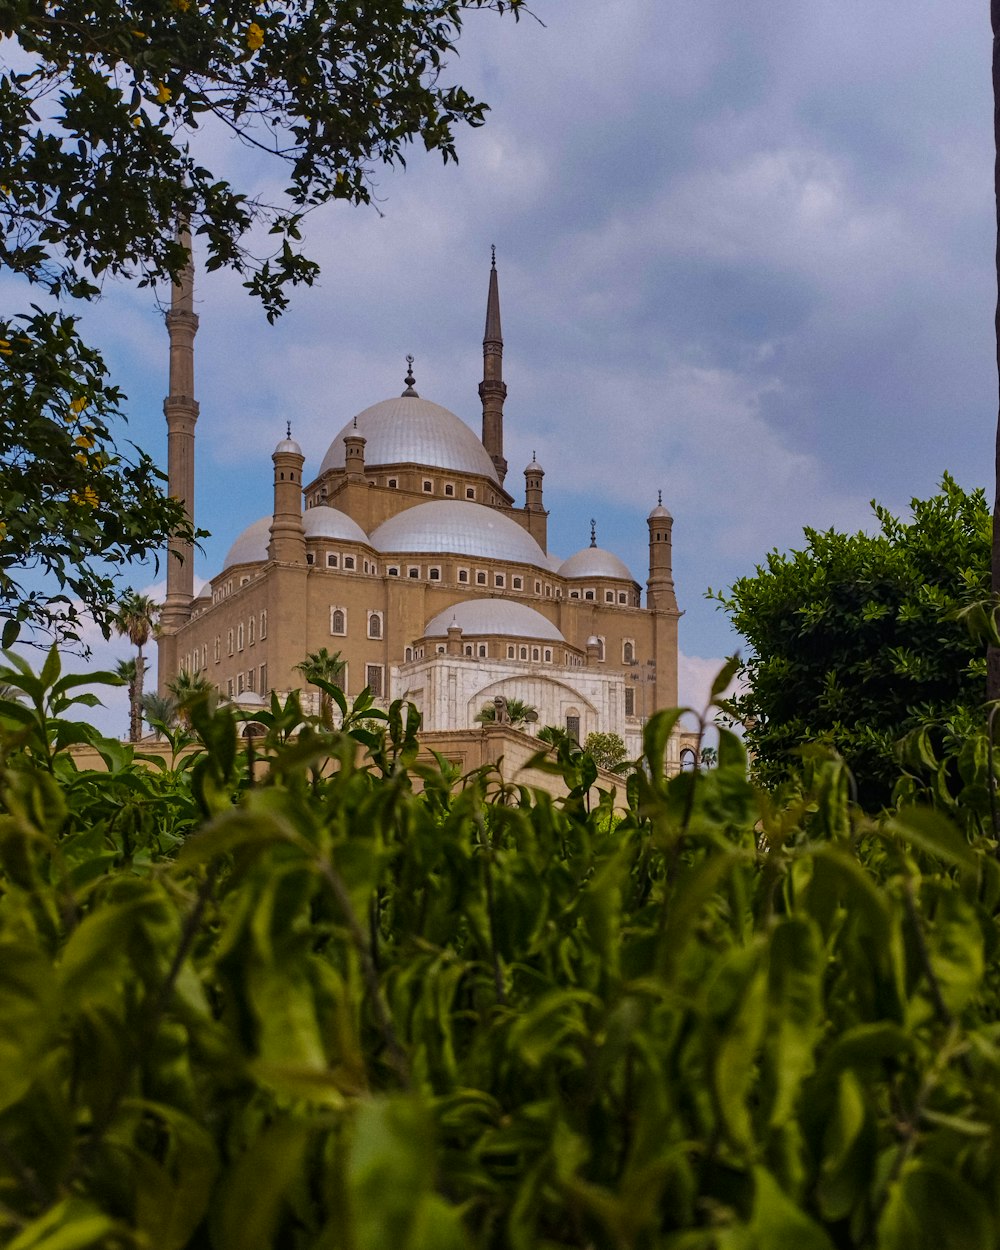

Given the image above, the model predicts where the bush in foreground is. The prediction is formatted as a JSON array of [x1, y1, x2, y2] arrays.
[[1, 651, 1000, 1249]]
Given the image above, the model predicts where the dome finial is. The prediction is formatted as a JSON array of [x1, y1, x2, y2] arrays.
[[286, 420, 292, 439], [590, 518, 597, 548], [658, 489, 663, 506], [491, 243, 496, 270], [402, 354, 418, 397]]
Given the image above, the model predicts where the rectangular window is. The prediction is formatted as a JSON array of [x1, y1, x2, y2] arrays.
[[494, 573, 505, 588], [618, 592, 627, 604], [366, 664, 384, 697], [422, 480, 433, 493], [306, 553, 315, 565], [605, 590, 615, 603], [476, 571, 487, 585], [260, 664, 267, 693], [344, 556, 356, 570], [260, 611, 267, 639], [429, 567, 441, 581], [444, 483, 455, 497], [327, 553, 339, 568], [388, 478, 397, 489], [248, 617, 255, 646], [544, 648, 552, 663], [247, 668, 256, 692], [466, 486, 476, 500], [534, 580, 541, 594], [513, 577, 523, 590], [408, 566, 420, 579], [478, 644, 487, 658], [214, 636, 221, 663], [387, 566, 399, 576], [330, 607, 347, 635], [201, 644, 207, 669], [237, 672, 245, 694], [237, 623, 245, 651], [227, 678, 234, 698], [625, 686, 635, 717], [584, 590, 595, 601], [566, 715, 580, 743], [458, 569, 469, 583], [227, 629, 234, 656], [570, 590, 580, 600], [507, 644, 515, 659]]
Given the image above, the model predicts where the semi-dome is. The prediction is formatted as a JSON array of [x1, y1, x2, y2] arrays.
[[223, 516, 272, 569], [560, 546, 634, 581], [371, 500, 548, 566], [425, 599, 564, 642], [303, 505, 370, 545], [319, 396, 499, 481]]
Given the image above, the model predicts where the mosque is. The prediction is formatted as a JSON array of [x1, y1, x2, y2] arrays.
[[155, 249, 683, 763]]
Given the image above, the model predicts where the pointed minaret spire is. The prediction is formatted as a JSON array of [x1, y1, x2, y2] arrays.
[[479, 248, 508, 485], [159, 224, 200, 649]]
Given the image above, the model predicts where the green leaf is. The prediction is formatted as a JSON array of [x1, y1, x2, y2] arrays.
[[878, 1162, 993, 1250], [888, 807, 977, 872], [744, 1166, 835, 1250], [7, 1199, 123, 1250]]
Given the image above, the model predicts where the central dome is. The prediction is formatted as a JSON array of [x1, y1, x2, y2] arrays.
[[371, 500, 547, 566], [319, 396, 499, 482]]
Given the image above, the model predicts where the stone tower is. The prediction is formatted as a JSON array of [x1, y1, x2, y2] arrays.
[[158, 228, 199, 689], [479, 249, 508, 486]]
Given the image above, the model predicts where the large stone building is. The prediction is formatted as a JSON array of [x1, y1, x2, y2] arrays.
[[156, 251, 683, 762]]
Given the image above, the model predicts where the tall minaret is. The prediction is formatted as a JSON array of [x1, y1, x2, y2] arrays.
[[479, 246, 508, 486], [160, 228, 199, 639]]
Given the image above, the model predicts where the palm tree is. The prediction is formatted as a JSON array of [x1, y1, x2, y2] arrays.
[[993, 3, 1000, 699], [295, 648, 344, 728], [475, 696, 538, 728], [114, 591, 159, 743], [168, 670, 216, 728], [113, 658, 140, 741], [141, 691, 178, 739]]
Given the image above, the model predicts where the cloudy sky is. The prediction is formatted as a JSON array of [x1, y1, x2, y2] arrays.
[[17, 0, 995, 733]]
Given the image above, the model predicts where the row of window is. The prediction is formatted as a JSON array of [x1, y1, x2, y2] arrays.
[[302, 551, 638, 605], [223, 662, 386, 700], [311, 478, 491, 506], [219, 611, 268, 660], [329, 607, 382, 638], [398, 636, 638, 667]]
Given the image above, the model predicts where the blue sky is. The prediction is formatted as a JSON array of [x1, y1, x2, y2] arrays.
[[6, 0, 994, 733]]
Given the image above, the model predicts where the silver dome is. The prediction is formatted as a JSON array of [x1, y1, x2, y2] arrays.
[[223, 516, 272, 569], [425, 599, 564, 641], [319, 396, 499, 481], [560, 546, 634, 581], [274, 437, 302, 456], [371, 500, 548, 566], [303, 505, 370, 545]]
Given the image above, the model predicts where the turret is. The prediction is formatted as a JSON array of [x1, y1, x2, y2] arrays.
[[523, 451, 547, 549], [268, 425, 306, 564], [344, 417, 367, 480], [646, 491, 677, 612], [479, 247, 508, 485]]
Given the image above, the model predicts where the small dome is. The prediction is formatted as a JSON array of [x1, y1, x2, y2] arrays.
[[424, 599, 564, 642], [303, 505, 370, 545], [525, 455, 544, 474], [371, 500, 547, 566], [223, 516, 272, 569], [319, 396, 499, 481], [648, 493, 672, 521], [560, 546, 634, 581], [274, 437, 302, 456]]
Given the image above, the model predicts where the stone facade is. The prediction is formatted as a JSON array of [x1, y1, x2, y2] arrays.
[[156, 256, 688, 765]]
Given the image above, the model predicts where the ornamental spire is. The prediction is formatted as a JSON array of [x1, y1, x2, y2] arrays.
[[402, 353, 418, 397], [590, 518, 597, 548], [479, 249, 507, 484]]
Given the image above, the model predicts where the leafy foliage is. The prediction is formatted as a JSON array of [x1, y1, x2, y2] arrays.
[[0, 0, 526, 638], [2, 651, 1000, 1247], [583, 729, 627, 770], [474, 696, 537, 726], [715, 474, 990, 807]]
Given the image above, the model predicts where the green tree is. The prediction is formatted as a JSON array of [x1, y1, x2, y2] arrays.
[[141, 688, 177, 737], [716, 474, 989, 807], [113, 656, 139, 740], [295, 647, 344, 728], [167, 667, 216, 726], [0, 0, 527, 640], [582, 730, 627, 771], [474, 696, 538, 727], [114, 590, 158, 742]]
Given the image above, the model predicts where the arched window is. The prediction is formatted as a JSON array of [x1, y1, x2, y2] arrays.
[[330, 607, 346, 635], [368, 612, 382, 639], [596, 636, 605, 662], [260, 611, 267, 640], [623, 640, 634, 664]]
